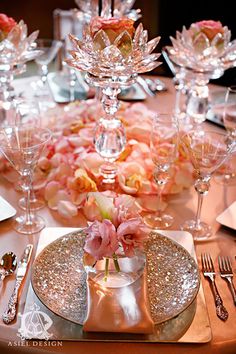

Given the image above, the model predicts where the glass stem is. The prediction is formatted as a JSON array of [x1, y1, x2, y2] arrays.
[[102, 85, 121, 116], [39, 64, 48, 85], [154, 168, 168, 215], [194, 177, 210, 228], [156, 187, 164, 215], [23, 173, 34, 226], [69, 69, 76, 102], [195, 192, 204, 228]]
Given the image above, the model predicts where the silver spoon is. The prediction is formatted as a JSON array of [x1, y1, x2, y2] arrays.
[[0, 252, 17, 283]]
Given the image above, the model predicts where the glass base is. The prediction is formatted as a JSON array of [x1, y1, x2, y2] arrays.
[[86, 251, 146, 288], [14, 214, 45, 235], [181, 219, 212, 241], [143, 212, 174, 229], [18, 196, 45, 211]]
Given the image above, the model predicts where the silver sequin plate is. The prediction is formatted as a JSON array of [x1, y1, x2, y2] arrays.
[[31, 230, 200, 326]]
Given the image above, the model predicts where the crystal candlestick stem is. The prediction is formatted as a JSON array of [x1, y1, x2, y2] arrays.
[[86, 74, 128, 184]]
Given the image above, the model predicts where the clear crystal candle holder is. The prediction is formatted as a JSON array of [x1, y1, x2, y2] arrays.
[[166, 21, 236, 126], [0, 20, 41, 122], [66, 17, 161, 185]]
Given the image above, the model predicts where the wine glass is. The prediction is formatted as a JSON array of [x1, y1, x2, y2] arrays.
[[181, 130, 233, 241], [34, 39, 63, 95], [14, 98, 47, 211], [0, 126, 51, 234], [143, 113, 178, 229], [0, 98, 46, 211], [215, 85, 236, 184]]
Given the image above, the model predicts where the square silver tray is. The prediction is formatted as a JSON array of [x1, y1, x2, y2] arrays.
[[23, 228, 212, 343]]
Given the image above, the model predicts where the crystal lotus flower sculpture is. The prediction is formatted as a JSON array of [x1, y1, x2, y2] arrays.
[[74, 0, 141, 22], [0, 20, 41, 67], [167, 20, 236, 76], [0, 18, 41, 126], [67, 20, 161, 80], [166, 20, 236, 125]]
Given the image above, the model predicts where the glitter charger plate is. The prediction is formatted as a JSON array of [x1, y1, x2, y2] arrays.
[[31, 229, 200, 327]]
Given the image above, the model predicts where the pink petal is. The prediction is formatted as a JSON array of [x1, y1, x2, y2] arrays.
[[57, 200, 78, 218]]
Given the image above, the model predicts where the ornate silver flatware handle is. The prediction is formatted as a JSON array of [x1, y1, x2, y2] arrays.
[[2, 279, 21, 324], [210, 279, 229, 321], [225, 277, 236, 306]]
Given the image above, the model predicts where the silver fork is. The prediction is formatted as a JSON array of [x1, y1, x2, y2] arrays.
[[218, 256, 236, 306], [201, 253, 229, 321]]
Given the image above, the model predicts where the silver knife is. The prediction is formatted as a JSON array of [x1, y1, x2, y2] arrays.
[[2, 244, 33, 324]]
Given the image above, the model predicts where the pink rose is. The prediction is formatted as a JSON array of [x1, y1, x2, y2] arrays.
[[90, 16, 135, 57], [0, 13, 16, 41], [85, 220, 119, 260], [190, 20, 224, 42], [90, 16, 135, 42], [117, 218, 149, 257]]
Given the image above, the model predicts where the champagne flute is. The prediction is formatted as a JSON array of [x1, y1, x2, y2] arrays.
[[181, 130, 233, 240], [143, 113, 178, 229], [0, 126, 51, 234], [15, 98, 47, 211]]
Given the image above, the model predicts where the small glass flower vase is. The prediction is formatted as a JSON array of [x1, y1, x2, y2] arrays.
[[85, 250, 146, 288]]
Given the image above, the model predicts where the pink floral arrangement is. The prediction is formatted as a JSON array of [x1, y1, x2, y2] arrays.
[[0, 99, 193, 220], [90, 16, 135, 41], [83, 192, 149, 273], [190, 20, 224, 42], [0, 13, 17, 42], [188, 19, 227, 55], [89, 16, 135, 57]]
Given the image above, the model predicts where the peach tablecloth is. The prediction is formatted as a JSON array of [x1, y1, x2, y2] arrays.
[[0, 76, 235, 354]]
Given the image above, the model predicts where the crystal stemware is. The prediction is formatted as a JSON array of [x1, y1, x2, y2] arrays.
[[143, 113, 178, 229], [14, 98, 46, 211], [214, 85, 236, 185], [0, 126, 51, 234], [34, 39, 62, 95], [181, 130, 233, 240]]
